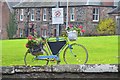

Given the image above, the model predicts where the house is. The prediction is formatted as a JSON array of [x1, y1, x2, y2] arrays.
[[108, 1, 120, 35], [0, 1, 20, 39], [13, 1, 116, 38], [0, 1, 10, 39]]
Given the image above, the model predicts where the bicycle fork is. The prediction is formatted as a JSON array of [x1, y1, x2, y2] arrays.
[[68, 44, 77, 57]]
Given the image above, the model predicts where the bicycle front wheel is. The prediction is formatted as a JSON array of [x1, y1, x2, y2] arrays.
[[63, 43, 88, 64]]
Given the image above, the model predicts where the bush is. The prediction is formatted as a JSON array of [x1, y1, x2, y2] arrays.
[[9, 37, 27, 39], [7, 13, 17, 38], [97, 18, 116, 35]]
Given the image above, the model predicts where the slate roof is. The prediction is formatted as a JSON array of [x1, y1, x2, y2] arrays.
[[13, 0, 116, 9], [13, 1, 103, 8], [108, 1, 120, 14], [7, 2, 20, 8], [13, 2, 57, 8], [6, 1, 20, 12], [108, 8, 120, 14]]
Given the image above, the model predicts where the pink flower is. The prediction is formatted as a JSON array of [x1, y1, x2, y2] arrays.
[[27, 35, 33, 40], [79, 25, 83, 29], [29, 22, 33, 26], [33, 38, 36, 40], [81, 29, 85, 33], [33, 29, 36, 32], [26, 44, 29, 48], [69, 24, 73, 28]]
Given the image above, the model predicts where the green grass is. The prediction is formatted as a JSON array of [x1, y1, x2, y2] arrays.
[[1, 36, 119, 66]]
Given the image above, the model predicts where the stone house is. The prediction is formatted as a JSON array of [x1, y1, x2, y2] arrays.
[[13, 1, 116, 37]]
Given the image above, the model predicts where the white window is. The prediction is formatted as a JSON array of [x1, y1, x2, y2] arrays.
[[19, 28, 23, 37], [70, 8, 75, 21], [31, 9, 34, 21], [43, 8, 47, 21], [42, 29, 47, 37], [20, 9, 23, 21], [93, 8, 99, 22]]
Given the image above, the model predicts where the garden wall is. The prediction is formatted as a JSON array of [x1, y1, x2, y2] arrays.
[[1, 64, 120, 80]]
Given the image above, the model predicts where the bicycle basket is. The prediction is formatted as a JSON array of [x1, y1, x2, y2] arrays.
[[29, 43, 43, 56], [48, 41, 66, 55], [68, 31, 77, 41]]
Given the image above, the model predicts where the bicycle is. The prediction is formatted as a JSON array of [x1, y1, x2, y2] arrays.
[[24, 34, 88, 66]]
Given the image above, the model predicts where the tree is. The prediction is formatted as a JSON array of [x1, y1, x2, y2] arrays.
[[97, 18, 116, 35], [7, 13, 17, 38]]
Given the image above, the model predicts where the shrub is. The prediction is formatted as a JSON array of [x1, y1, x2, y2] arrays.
[[97, 18, 116, 35], [7, 13, 17, 38]]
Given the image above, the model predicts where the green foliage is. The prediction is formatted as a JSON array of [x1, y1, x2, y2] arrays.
[[7, 13, 17, 38], [97, 18, 116, 35]]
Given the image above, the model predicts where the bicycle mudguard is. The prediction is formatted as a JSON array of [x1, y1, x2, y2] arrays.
[[48, 41, 66, 55]]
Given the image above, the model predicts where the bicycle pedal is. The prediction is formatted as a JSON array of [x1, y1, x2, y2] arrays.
[[50, 59, 56, 61]]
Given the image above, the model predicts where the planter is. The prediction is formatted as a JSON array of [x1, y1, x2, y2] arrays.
[[29, 44, 44, 56], [67, 31, 78, 41], [30, 48, 44, 56]]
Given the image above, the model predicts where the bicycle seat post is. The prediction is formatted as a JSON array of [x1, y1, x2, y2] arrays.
[[56, 36, 59, 41]]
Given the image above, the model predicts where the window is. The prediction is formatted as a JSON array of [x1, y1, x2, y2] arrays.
[[31, 9, 34, 21], [93, 8, 99, 22], [70, 8, 75, 21], [20, 9, 23, 21], [36, 8, 40, 21], [19, 28, 23, 37], [43, 8, 47, 21], [42, 29, 47, 37]]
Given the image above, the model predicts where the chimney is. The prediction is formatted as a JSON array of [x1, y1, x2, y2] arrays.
[[101, 0, 114, 6]]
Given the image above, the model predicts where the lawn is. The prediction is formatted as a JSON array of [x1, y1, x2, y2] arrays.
[[1, 36, 119, 66]]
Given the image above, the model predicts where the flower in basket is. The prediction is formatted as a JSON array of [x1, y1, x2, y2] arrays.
[[26, 30, 40, 48], [66, 24, 85, 35], [25, 30, 45, 56], [26, 35, 39, 48]]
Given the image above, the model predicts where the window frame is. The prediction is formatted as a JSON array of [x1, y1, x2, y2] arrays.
[[43, 8, 47, 21], [70, 8, 75, 21], [42, 29, 47, 37], [31, 9, 35, 21], [93, 8, 99, 22], [19, 28, 23, 37], [20, 9, 24, 21]]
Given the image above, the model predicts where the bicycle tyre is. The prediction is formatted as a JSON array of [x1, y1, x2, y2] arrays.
[[24, 49, 49, 66], [63, 43, 88, 64]]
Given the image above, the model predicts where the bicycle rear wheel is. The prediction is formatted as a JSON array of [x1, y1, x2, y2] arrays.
[[63, 43, 88, 64], [24, 49, 49, 66]]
